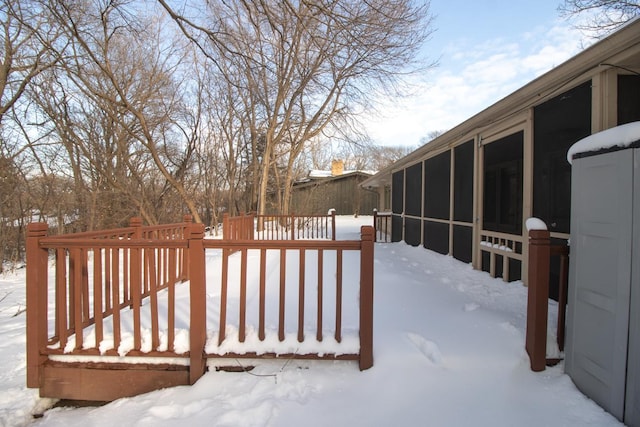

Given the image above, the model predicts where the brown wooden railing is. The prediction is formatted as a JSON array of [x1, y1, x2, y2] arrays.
[[223, 211, 337, 241], [222, 212, 254, 241], [256, 212, 336, 240], [479, 230, 524, 282], [26, 216, 199, 389], [203, 227, 373, 368], [26, 216, 373, 400], [525, 229, 569, 372], [373, 210, 391, 243]]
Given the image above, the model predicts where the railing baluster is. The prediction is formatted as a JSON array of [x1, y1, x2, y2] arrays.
[[259, 248, 267, 341], [335, 249, 343, 343], [168, 248, 176, 352], [93, 247, 103, 348], [148, 249, 160, 350], [123, 247, 130, 304], [72, 248, 83, 350], [104, 248, 111, 313], [132, 246, 142, 351], [298, 249, 306, 343], [218, 248, 229, 346], [112, 247, 121, 352], [68, 250, 76, 334], [56, 248, 68, 348], [239, 248, 248, 343], [81, 249, 90, 325], [279, 248, 286, 342], [317, 249, 323, 342]]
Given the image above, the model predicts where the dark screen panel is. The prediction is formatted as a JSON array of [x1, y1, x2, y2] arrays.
[[405, 163, 422, 216], [423, 220, 449, 255], [391, 214, 403, 242], [481, 250, 492, 275], [452, 224, 472, 263], [424, 151, 451, 220], [454, 140, 474, 223], [483, 131, 523, 235], [533, 80, 591, 233], [392, 171, 404, 214], [618, 75, 640, 125], [405, 217, 421, 246], [509, 259, 522, 282]]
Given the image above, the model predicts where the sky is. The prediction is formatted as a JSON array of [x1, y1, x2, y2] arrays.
[[364, 0, 589, 147]]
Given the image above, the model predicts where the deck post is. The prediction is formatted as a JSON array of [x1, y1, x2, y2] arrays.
[[331, 210, 336, 240], [187, 221, 207, 384], [130, 217, 142, 237], [26, 222, 49, 388], [359, 225, 375, 370], [372, 210, 378, 242], [129, 217, 143, 344], [525, 229, 551, 372]]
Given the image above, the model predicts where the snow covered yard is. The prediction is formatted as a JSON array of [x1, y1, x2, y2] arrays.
[[1, 216, 621, 426]]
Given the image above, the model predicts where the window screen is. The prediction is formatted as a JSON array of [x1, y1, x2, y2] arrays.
[[423, 220, 449, 255], [405, 163, 422, 216], [483, 131, 523, 235], [424, 151, 451, 220], [452, 224, 472, 263], [405, 217, 421, 246], [391, 215, 403, 242], [618, 75, 640, 125], [392, 171, 404, 214], [533, 80, 591, 233], [454, 141, 474, 223]]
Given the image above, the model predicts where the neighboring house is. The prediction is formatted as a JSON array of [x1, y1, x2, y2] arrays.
[[362, 19, 640, 287], [291, 160, 377, 215]]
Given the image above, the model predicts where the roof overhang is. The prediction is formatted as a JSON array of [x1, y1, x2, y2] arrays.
[[362, 18, 640, 188]]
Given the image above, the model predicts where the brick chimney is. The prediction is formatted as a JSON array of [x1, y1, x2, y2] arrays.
[[331, 159, 344, 176]]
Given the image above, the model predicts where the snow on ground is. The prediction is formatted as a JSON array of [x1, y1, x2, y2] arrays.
[[0, 216, 621, 426]]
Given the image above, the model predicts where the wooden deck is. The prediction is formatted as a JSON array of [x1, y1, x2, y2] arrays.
[[26, 215, 374, 401]]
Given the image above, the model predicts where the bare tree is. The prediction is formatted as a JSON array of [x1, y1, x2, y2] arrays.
[[158, 0, 435, 216], [29, 0, 205, 225], [559, 0, 640, 36], [0, 1, 64, 267], [0, 0, 59, 124]]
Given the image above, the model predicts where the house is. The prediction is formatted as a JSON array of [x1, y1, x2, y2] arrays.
[[362, 19, 640, 286], [290, 160, 377, 215]]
